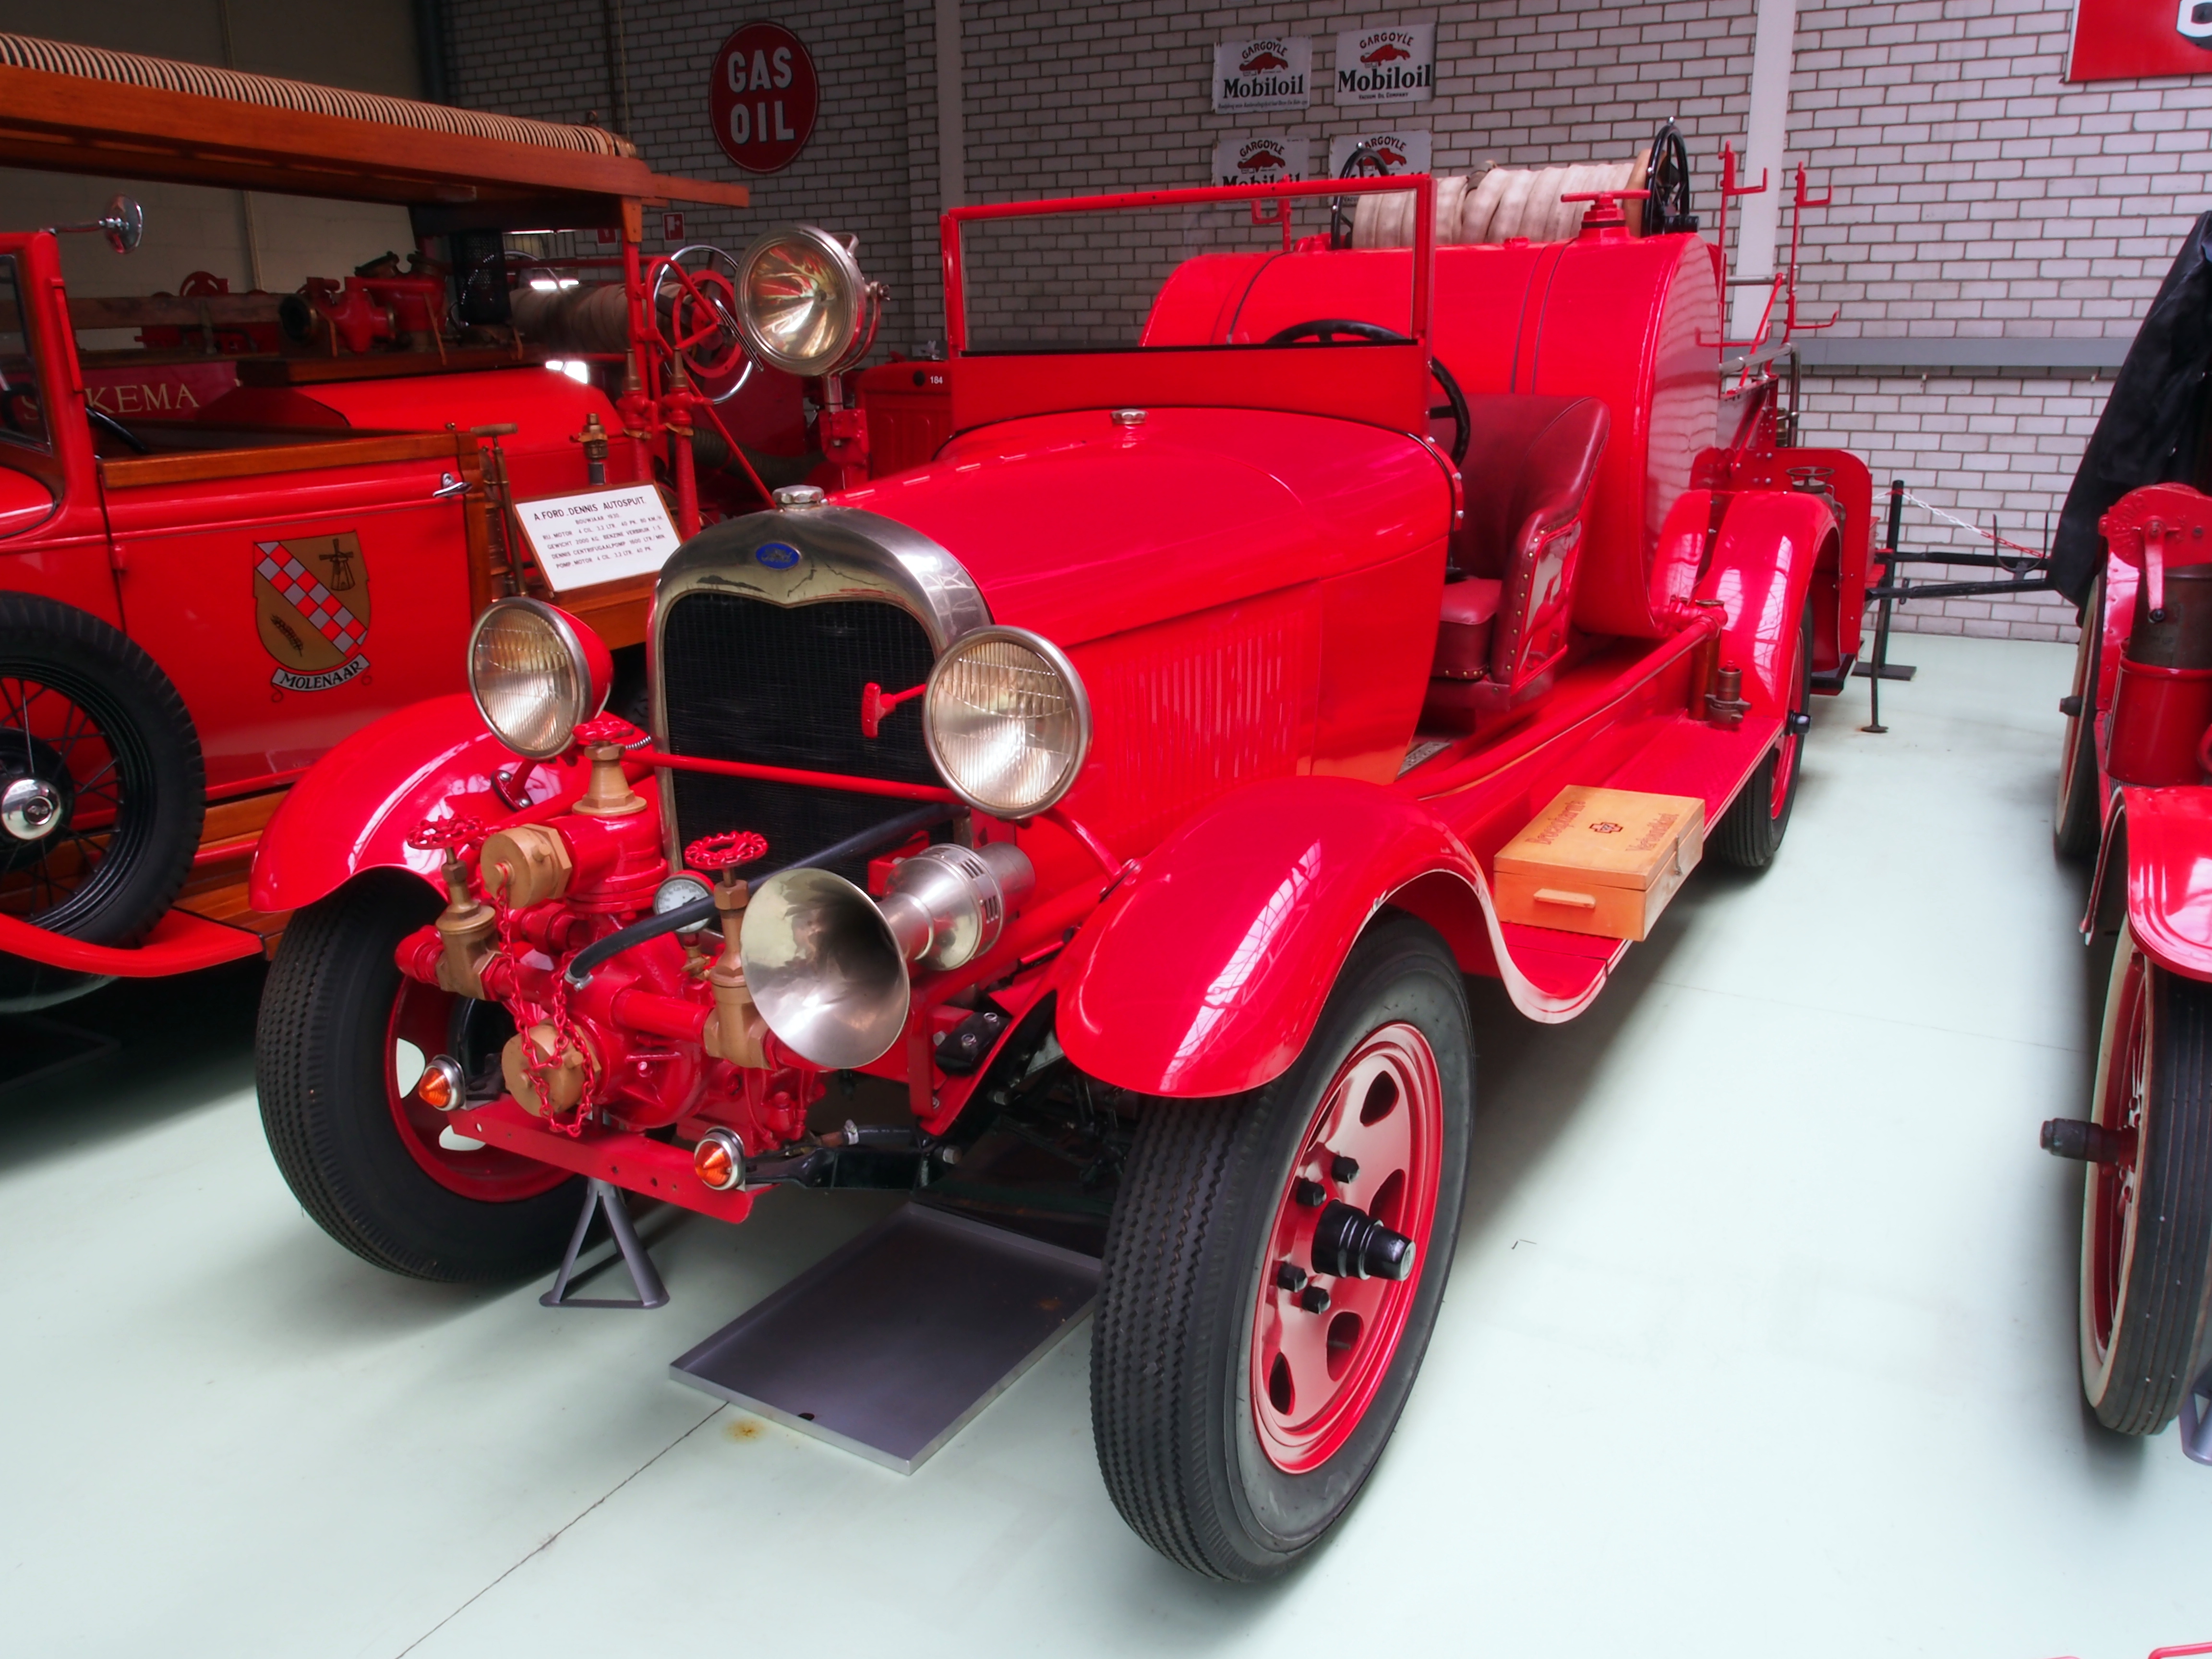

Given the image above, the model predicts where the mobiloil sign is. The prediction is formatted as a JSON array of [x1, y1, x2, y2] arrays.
[[1213, 35, 1312, 115], [1334, 24, 1435, 104]]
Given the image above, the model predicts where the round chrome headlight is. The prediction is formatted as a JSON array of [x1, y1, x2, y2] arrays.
[[924, 627, 1090, 818], [733, 224, 877, 377], [468, 598, 604, 759]]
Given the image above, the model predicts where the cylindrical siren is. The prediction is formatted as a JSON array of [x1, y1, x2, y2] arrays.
[[738, 842, 1034, 1069]]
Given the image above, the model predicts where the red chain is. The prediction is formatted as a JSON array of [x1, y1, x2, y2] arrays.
[[488, 861, 597, 1138], [686, 829, 768, 870]]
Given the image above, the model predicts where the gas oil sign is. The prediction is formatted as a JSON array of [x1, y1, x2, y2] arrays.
[[710, 22, 819, 174]]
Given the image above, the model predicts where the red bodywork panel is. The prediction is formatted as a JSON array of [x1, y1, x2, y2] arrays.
[[2116, 786, 2212, 980], [250, 693, 584, 914]]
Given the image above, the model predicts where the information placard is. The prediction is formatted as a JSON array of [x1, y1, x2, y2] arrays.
[[514, 485, 682, 593]]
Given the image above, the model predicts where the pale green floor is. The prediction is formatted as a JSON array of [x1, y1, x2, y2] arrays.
[[2, 633, 2197, 1659]]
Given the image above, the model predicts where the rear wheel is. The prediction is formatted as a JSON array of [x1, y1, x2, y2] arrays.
[[2077, 921, 2212, 1433], [2055, 577, 2104, 862], [255, 870, 577, 1281], [1714, 602, 1813, 870], [1091, 914, 1472, 1580], [0, 593, 203, 1008]]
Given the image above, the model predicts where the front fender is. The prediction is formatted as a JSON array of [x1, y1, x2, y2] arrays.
[[1056, 774, 1605, 1098], [250, 694, 582, 914], [2110, 786, 2212, 980], [1698, 490, 1837, 718]]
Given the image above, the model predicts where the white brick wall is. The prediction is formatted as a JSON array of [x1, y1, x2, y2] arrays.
[[1793, 0, 2210, 344], [437, 0, 2211, 643], [1801, 367, 2107, 641]]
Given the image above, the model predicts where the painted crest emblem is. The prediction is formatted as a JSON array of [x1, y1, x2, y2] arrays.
[[253, 534, 370, 691]]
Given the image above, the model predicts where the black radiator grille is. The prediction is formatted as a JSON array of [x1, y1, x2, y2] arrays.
[[660, 591, 939, 881]]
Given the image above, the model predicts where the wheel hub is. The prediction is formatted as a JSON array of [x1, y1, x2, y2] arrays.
[[1250, 1022, 1443, 1473], [0, 730, 72, 843]]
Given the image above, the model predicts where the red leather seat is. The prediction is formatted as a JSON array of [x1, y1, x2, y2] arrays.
[[1430, 395, 1611, 718]]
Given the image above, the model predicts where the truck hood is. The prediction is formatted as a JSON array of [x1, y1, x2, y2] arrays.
[[830, 405, 1451, 645]]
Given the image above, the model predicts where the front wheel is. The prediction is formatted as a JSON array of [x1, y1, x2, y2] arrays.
[[1091, 914, 1473, 1580], [2077, 921, 2212, 1433], [1713, 601, 1813, 870], [255, 870, 578, 1281]]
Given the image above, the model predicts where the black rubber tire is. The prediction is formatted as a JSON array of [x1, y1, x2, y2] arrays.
[[1713, 602, 1813, 870], [0, 590, 202, 943], [1091, 913, 1473, 1581], [2055, 578, 2104, 863], [255, 869, 582, 1281], [2079, 921, 2212, 1433]]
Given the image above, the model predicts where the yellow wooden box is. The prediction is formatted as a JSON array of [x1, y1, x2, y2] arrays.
[[1493, 786, 1707, 941]]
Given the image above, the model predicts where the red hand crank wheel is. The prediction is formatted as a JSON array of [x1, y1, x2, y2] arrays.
[[406, 816, 486, 853], [574, 713, 646, 747], [685, 830, 768, 871]]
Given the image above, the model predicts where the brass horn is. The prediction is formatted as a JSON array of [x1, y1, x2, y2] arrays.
[[738, 842, 1034, 1069]]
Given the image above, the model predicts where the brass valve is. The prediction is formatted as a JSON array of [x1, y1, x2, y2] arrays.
[[572, 714, 648, 817], [702, 872, 770, 1070], [433, 847, 497, 998], [570, 411, 611, 485], [1707, 663, 1751, 730]]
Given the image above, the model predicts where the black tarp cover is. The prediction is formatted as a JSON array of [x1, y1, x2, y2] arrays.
[[2054, 211, 2212, 606]]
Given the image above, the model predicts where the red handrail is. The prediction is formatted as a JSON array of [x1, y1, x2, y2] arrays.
[[940, 173, 1437, 355]]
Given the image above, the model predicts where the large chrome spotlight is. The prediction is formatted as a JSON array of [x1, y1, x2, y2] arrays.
[[732, 224, 880, 378], [924, 627, 1091, 819], [467, 598, 610, 759]]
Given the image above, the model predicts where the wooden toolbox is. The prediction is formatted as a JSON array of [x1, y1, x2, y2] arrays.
[[1493, 786, 1707, 942]]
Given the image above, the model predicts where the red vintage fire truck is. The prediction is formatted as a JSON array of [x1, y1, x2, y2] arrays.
[[2050, 483, 2212, 1453], [0, 35, 886, 1005], [250, 146, 1872, 1575]]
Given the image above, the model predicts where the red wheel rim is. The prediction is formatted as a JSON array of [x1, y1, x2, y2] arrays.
[[2087, 947, 2149, 1362], [385, 978, 568, 1202], [1769, 625, 1810, 818], [1250, 1022, 1444, 1474]]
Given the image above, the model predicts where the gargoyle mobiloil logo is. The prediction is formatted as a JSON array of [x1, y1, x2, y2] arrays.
[[1334, 25, 1435, 103], [254, 534, 370, 691]]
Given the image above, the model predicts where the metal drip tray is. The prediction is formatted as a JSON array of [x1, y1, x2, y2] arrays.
[[669, 1202, 1099, 1474]]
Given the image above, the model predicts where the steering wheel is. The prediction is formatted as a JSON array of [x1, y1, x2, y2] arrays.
[[1641, 119, 1695, 234], [1262, 318, 1470, 466], [87, 408, 147, 455], [1328, 141, 1392, 251]]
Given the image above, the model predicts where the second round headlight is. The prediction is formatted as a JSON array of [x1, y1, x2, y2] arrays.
[[468, 598, 602, 759], [923, 627, 1090, 818]]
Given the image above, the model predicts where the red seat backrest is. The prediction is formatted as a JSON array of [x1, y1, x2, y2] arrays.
[[1455, 395, 1610, 693]]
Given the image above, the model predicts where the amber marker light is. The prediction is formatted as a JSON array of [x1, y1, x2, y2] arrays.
[[694, 1127, 746, 1191], [415, 1054, 465, 1112]]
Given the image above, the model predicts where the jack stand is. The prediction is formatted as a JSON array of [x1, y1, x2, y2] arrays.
[[541, 1178, 669, 1310], [2179, 1366, 2212, 1466]]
